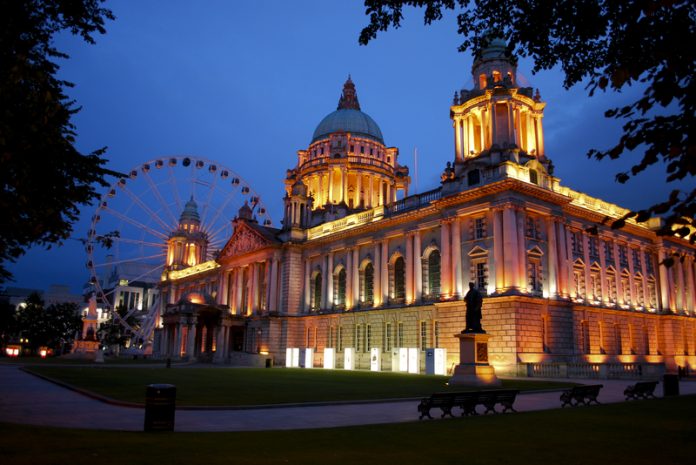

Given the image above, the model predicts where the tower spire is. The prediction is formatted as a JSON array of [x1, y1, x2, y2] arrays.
[[337, 75, 361, 110]]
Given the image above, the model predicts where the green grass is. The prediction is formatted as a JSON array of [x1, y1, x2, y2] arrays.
[[1, 356, 167, 365], [1, 395, 694, 465], [24, 366, 574, 406]]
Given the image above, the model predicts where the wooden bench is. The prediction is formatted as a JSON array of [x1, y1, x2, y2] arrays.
[[419, 390, 520, 419], [624, 380, 659, 400], [560, 384, 603, 407], [418, 393, 455, 419]]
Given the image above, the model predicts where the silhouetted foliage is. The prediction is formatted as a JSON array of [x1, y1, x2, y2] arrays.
[[360, 0, 695, 243], [0, 0, 117, 283], [13, 292, 81, 353]]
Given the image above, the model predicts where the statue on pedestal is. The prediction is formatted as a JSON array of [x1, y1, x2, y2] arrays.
[[463, 282, 484, 333]]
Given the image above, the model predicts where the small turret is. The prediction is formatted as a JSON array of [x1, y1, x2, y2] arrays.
[[166, 197, 209, 270]]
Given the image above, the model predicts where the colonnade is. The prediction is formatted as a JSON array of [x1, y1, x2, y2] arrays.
[[218, 256, 280, 315], [305, 170, 395, 208], [453, 101, 545, 162]]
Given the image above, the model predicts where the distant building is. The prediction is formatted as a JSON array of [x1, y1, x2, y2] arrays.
[[156, 41, 695, 377], [1, 285, 82, 310]]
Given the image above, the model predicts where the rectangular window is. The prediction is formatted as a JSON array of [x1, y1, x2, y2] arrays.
[[366, 324, 371, 352], [619, 245, 629, 267], [355, 325, 362, 352], [571, 231, 583, 256], [604, 241, 614, 263], [474, 218, 486, 239], [434, 321, 440, 347], [475, 261, 487, 290], [385, 323, 392, 351], [525, 217, 539, 239], [397, 322, 404, 347], [360, 146, 365, 154], [589, 237, 599, 260], [337, 325, 343, 351], [420, 321, 428, 349], [328, 326, 334, 348], [306, 328, 311, 348]]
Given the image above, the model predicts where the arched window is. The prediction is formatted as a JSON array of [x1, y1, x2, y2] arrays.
[[362, 262, 374, 305], [311, 273, 322, 311], [427, 250, 441, 298], [492, 70, 502, 82], [393, 256, 405, 301], [334, 267, 346, 307]]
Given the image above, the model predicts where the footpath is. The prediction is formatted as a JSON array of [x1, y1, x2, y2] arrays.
[[1, 364, 694, 432]]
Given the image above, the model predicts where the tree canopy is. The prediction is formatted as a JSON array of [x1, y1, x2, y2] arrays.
[[0, 0, 116, 283], [360, 0, 695, 243]]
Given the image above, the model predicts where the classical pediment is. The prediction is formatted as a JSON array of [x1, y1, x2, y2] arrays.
[[219, 223, 274, 260]]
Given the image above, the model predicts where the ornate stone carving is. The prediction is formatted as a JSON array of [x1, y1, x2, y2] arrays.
[[222, 226, 268, 258]]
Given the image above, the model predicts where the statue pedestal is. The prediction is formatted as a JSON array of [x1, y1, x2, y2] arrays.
[[449, 332, 501, 387]]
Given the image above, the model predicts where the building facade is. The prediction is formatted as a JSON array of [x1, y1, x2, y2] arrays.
[[156, 41, 696, 377]]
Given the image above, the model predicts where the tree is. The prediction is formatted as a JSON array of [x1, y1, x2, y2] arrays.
[[97, 304, 139, 354], [0, 0, 117, 283], [14, 292, 81, 353], [360, 0, 695, 243]]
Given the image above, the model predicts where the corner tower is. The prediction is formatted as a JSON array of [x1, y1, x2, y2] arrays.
[[166, 197, 209, 270], [285, 77, 409, 226], [450, 38, 548, 168]]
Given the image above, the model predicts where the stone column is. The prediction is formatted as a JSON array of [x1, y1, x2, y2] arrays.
[[536, 115, 545, 156], [327, 251, 334, 308], [546, 217, 558, 297], [235, 268, 243, 314], [263, 260, 272, 313], [640, 246, 649, 307], [676, 256, 685, 312], [374, 242, 382, 307], [406, 234, 414, 303], [613, 242, 622, 305], [270, 257, 279, 312], [479, 108, 487, 151], [599, 239, 608, 303], [441, 221, 451, 296], [454, 117, 463, 162], [451, 219, 463, 297], [175, 322, 184, 358], [251, 262, 259, 314], [685, 256, 695, 313], [369, 176, 374, 208], [321, 254, 328, 310], [516, 209, 526, 291], [502, 207, 519, 291], [582, 232, 591, 299], [304, 259, 311, 311], [352, 248, 360, 307], [213, 325, 225, 362], [346, 248, 353, 309], [185, 319, 196, 359], [356, 172, 362, 208], [381, 239, 389, 303], [414, 231, 423, 302], [493, 209, 504, 293], [628, 246, 637, 306], [328, 169, 334, 204]]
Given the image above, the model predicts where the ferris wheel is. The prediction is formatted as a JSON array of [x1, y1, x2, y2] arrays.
[[85, 155, 273, 348]]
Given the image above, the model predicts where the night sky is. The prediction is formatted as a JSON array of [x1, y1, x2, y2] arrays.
[[7, 1, 680, 294]]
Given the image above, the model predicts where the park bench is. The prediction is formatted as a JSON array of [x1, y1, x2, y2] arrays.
[[418, 393, 456, 419], [560, 384, 603, 407], [624, 380, 659, 400], [419, 390, 520, 419]]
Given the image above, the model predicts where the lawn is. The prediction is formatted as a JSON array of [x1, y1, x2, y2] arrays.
[[24, 366, 574, 406], [1, 395, 694, 465]]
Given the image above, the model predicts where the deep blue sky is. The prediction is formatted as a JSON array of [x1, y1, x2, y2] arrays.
[[7, 1, 677, 293]]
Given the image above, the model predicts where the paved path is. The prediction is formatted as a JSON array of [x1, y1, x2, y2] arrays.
[[1, 364, 694, 432]]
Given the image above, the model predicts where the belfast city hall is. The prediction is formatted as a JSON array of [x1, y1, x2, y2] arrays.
[[154, 39, 696, 378]]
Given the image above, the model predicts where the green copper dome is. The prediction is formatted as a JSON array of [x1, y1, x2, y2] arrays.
[[311, 76, 384, 144], [179, 196, 200, 223]]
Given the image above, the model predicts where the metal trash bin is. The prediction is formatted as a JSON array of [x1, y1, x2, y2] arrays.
[[144, 384, 176, 431], [663, 374, 680, 397], [265, 358, 273, 368]]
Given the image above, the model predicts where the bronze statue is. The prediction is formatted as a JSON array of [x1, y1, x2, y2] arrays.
[[463, 282, 484, 333]]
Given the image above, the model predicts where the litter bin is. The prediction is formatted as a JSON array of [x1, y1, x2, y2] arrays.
[[663, 374, 680, 397], [265, 358, 273, 368], [144, 384, 176, 431]]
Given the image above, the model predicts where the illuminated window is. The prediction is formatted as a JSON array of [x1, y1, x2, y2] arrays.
[[492, 71, 501, 82], [479, 74, 487, 88], [334, 267, 346, 307], [589, 263, 601, 301], [647, 277, 657, 308], [506, 71, 514, 84], [528, 252, 543, 294], [573, 260, 586, 299], [391, 256, 406, 301], [606, 268, 617, 303], [425, 249, 441, 298], [360, 262, 374, 305], [621, 270, 631, 305], [311, 273, 322, 311], [634, 274, 644, 307], [471, 260, 488, 291]]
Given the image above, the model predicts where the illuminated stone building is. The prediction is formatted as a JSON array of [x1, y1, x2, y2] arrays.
[[158, 41, 696, 377]]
